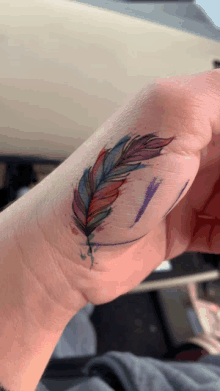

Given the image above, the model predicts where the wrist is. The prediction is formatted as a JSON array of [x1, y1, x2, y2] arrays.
[[0, 213, 84, 391], [0, 175, 89, 319]]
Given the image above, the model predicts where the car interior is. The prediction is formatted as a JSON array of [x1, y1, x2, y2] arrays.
[[1, 0, 220, 389]]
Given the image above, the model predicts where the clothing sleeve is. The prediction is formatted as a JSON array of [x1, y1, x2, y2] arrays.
[[37, 352, 220, 391]]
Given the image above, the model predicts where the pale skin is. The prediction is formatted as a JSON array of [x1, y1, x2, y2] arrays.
[[1, 69, 220, 390]]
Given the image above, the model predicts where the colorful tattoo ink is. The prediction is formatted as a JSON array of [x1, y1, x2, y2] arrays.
[[130, 177, 163, 228], [71, 132, 174, 269]]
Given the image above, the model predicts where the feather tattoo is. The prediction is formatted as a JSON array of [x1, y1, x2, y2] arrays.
[[71, 132, 174, 269]]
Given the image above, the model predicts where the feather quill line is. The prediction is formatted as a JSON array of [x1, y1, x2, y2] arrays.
[[71, 133, 175, 268]]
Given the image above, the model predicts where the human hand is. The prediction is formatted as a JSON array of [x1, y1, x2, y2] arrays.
[[66, 69, 220, 306], [3, 69, 220, 391], [9, 69, 220, 312], [160, 69, 220, 259]]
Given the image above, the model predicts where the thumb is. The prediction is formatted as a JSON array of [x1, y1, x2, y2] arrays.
[[70, 78, 205, 266], [4, 70, 214, 308]]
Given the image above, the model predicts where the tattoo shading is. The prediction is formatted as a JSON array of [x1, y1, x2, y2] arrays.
[[71, 132, 174, 269]]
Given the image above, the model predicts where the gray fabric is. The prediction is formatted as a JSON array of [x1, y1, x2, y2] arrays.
[[39, 351, 220, 391], [36, 302, 220, 391], [51, 303, 97, 359]]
